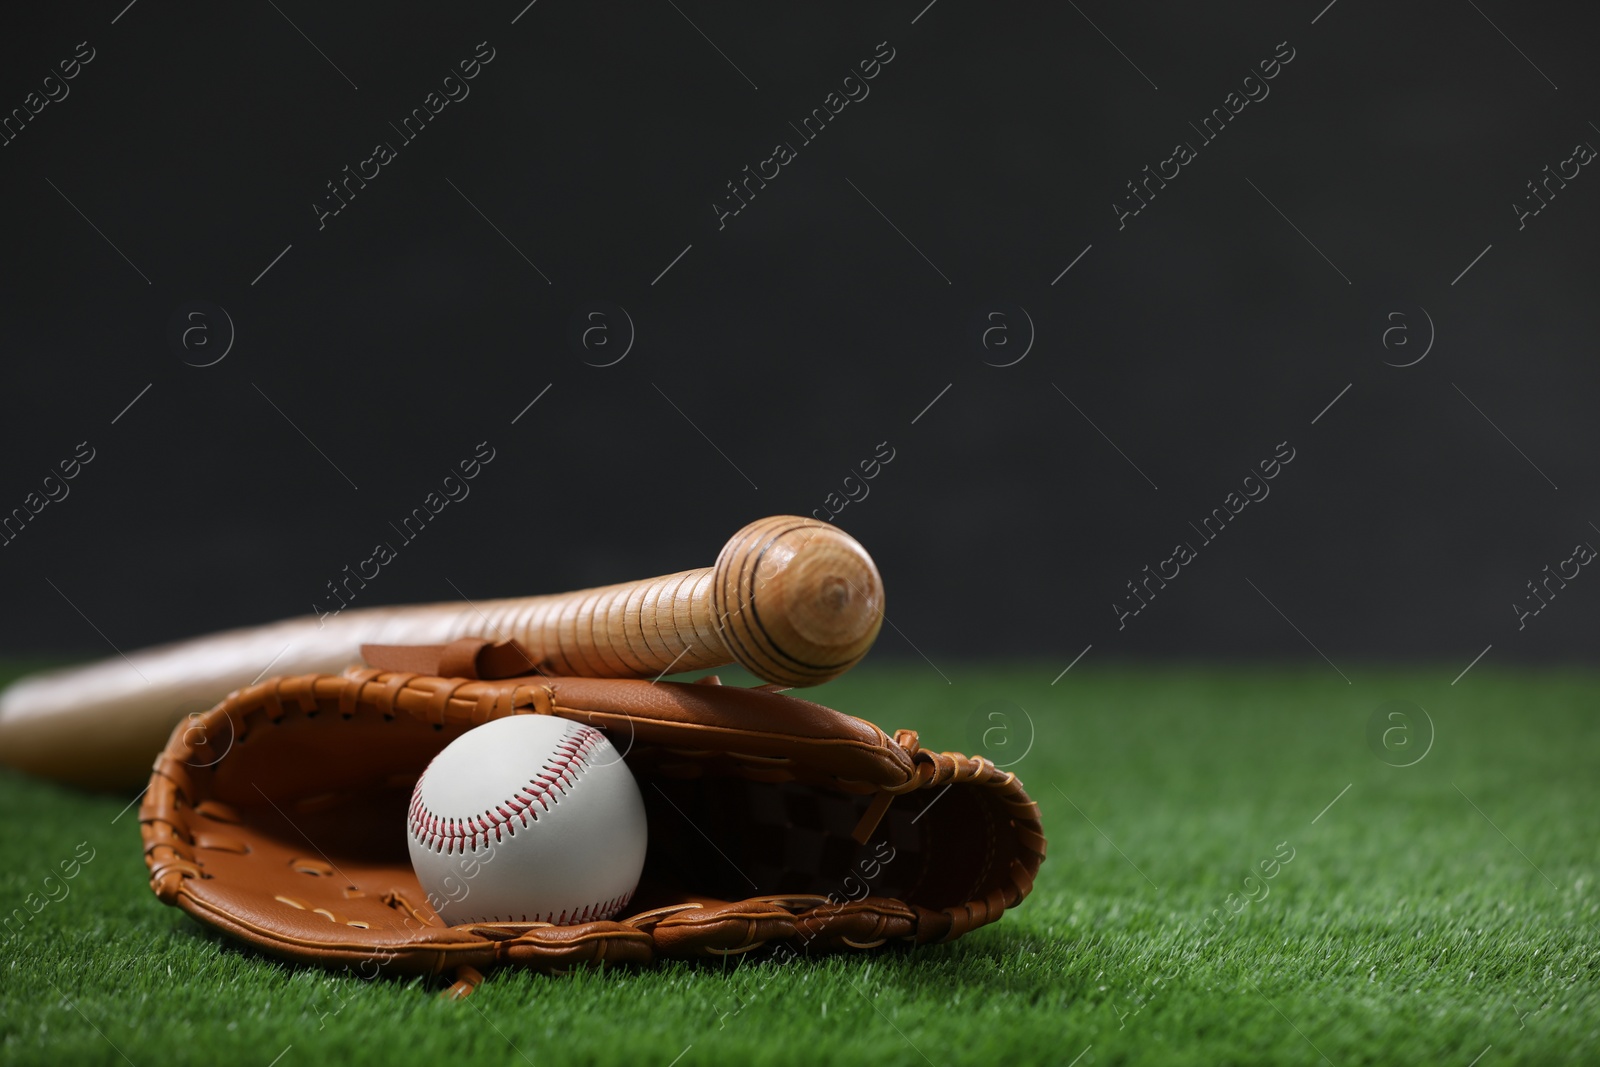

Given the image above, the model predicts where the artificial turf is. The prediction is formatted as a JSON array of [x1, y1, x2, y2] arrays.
[[1, 661, 1595, 1066]]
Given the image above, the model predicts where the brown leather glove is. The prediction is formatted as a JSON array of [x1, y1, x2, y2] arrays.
[[139, 653, 1045, 996]]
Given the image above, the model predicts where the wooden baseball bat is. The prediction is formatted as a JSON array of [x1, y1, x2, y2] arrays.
[[0, 516, 884, 788]]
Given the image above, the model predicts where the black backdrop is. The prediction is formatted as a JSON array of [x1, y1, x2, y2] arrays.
[[1, 0, 1596, 672]]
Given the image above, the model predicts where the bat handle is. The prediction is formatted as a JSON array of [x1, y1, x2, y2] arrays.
[[476, 516, 884, 687]]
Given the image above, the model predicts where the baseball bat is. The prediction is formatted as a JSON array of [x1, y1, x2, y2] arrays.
[[0, 515, 884, 787]]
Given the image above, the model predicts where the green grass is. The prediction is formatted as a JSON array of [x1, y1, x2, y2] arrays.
[[2, 661, 1596, 1066]]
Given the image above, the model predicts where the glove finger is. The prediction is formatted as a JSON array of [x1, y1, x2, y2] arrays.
[[652, 900, 799, 957], [492, 922, 656, 970], [793, 896, 918, 951]]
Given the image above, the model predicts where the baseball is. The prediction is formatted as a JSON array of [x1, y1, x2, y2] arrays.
[[406, 715, 647, 926]]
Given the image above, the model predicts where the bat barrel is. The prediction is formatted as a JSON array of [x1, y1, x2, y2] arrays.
[[473, 516, 884, 688], [471, 567, 726, 679], [713, 515, 885, 687]]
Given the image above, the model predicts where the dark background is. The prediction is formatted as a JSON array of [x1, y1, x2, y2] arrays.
[[1, 0, 1596, 673]]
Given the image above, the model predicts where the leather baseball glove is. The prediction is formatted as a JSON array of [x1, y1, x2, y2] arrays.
[[139, 639, 1045, 996]]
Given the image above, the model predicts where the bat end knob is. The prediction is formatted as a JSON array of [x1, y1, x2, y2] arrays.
[[713, 516, 884, 687]]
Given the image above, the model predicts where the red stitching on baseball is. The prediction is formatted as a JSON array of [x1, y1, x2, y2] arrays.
[[407, 724, 607, 855], [468, 889, 635, 925]]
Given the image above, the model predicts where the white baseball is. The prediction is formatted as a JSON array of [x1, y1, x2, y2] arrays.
[[406, 715, 647, 926]]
